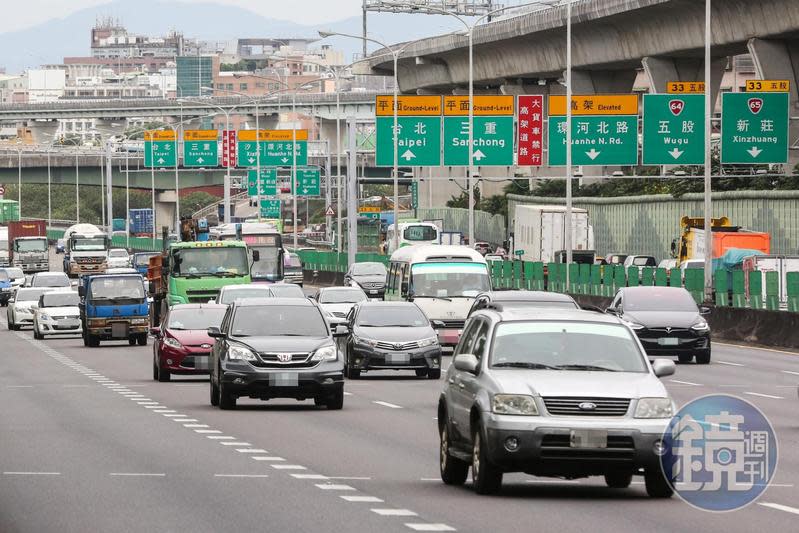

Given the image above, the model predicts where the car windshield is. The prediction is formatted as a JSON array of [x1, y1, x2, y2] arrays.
[[491, 321, 647, 372], [631, 257, 653, 266], [624, 289, 698, 312], [168, 307, 226, 330], [72, 237, 106, 251], [172, 247, 248, 277], [42, 292, 80, 307], [284, 254, 302, 269], [15, 289, 49, 302], [231, 305, 327, 337], [268, 284, 305, 298], [6, 268, 23, 279], [0, 271, 8, 282], [403, 225, 437, 241], [89, 277, 145, 302], [411, 263, 491, 298], [109, 250, 128, 258], [33, 274, 69, 287], [16, 239, 47, 252], [134, 253, 158, 267], [319, 289, 367, 304], [250, 246, 281, 279], [352, 263, 386, 276], [220, 287, 273, 304], [357, 305, 428, 327]]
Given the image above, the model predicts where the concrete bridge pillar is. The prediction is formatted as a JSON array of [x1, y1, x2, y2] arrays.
[[641, 56, 726, 104], [27, 120, 60, 145], [569, 70, 638, 94], [156, 190, 177, 233]]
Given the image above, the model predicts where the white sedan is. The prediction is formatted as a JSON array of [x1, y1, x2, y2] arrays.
[[33, 290, 82, 339], [107, 249, 131, 269], [7, 288, 52, 330]]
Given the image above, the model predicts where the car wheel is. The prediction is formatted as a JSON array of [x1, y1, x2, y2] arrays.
[[137, 334, 148, 346], [695, 349, 711, 365], [34, 328, 43, 340], [87, 334, 100, 347], [152, 357, 159, 381], [129, 338, 137, 346], [677, 354, 693, 364], [326, 388, 344, 410], [156, 361, 171, 383], [415, 368, 428, 377], [471, 423, 502, 495], [644, 468, 674, 498], [210, 377, 220, 407], [218, 380, 236, 410], [82, 331, 89, 347], [427, 369, 441, 380], [604, 471, 633, 488], [439, 422, 468, 485], [314, 396, 324, 406]]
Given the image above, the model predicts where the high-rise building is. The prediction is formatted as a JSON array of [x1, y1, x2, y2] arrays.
[[176, 56, 218, 97]]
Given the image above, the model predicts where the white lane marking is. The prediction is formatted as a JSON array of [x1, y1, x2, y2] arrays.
[[220, 442, 251, 446], [3, 472, 61, 475], [109, 473, 166, 477], [173, 419, 199, 423], [252, 456, 286, 462], [136, 401, 158, 405], [214, 474, 270, 478], [183, 424, 209, 428], [405, 524, 456, 532], [780, 370, 799, 376], [329, 476, 372, 480], [162, 414, 187, 417], [143, 405, 164, 409], [292, 474, 328, 480], [716, 342, 799, 357], [315, 484, 355, 491], [153, 410, 176, 413], [758, 502, 799, 516], [5, 385, 34, 388], [373, 400, 403, 409], [716, 360, 745, 367], [744, 392, 784, 400], [207, 436, 235, 440], [670, 379, 702, 386], [372, 509, 418, 516], [236, 449, 269, 454], [341, 495, 384, 503], [272, 464, 307, 470], [195, 430, 222, 434], [343, 392, 354, 396]]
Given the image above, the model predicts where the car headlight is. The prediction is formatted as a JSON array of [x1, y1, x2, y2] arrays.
[[417, 336, 439, 348], [39, 314, 51, 321], [623, 320, 645, 330], [691, 320, 710, 331], [163, 336, 183, 350], [353, 335, 378, 348], [492, 394, 539, 416], [227, 344, 258, 362], [634, 397, 673, 419], [311, 344, 338, 362]]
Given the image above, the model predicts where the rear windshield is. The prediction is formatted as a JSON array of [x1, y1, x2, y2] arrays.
[[42, 292, 80, 307], [319, 289, 367, 304], [231, 305, 327, 337], [15, 289, 49, 302], [33, 274, 70, 287], [168, 307, 227, 330], [0, 271, 8, 282], [219, 287, 273, 305], [268, 284, 305, 298]]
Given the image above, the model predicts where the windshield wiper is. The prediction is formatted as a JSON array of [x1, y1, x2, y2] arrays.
[[213, 270, 241, 278], [178, 273, 204, 279], [493, 362, 556, 370], [554, 364, 619, 372], [413, 295, 453, 302]]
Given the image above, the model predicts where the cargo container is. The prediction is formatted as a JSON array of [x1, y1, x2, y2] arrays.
[[112, 218, 126, 232], [512, 205, 595, 263], [129, 208, 154, 235], [0, 226, 8, 267], [0, 199, 20, 223], [8, 220, 48, 273]]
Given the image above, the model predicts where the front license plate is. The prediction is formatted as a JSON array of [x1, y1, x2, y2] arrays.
[[386, 353, 410, 365], [570, 429, 608, 448], [658, 337, 679, 346], [57, 319, 80, 328], [111, 323, 129, 338], [369, 290, 379, 295], [269, 373, 299, 387], [194, 356, 209, 370]]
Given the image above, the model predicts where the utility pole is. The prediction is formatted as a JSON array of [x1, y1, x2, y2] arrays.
[[347, 116, 358, 266]]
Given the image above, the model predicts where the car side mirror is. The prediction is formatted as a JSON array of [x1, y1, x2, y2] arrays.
[[333, 324, 349, 337], [252, 250, 260, 262], [453, 353, 479, 374], [148, 281, 156, 295], [431, 320, 445, 328], [651, 358, 676, 378], [401, 281, 409, 295], [78, 286, 85, 297], [605, 306, 618, 315], [699, 306, 711, 315], [150, 326, 161, 336], [207, 327, 224, 338]]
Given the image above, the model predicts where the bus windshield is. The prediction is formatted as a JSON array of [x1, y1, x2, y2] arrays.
[[250, 246, 282, 281], [172, 247, 249, 277], [411, 262, 490, 299]]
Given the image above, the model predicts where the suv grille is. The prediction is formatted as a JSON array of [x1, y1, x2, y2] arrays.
[[375, 340, 419, 351], [186, 290, 219, 303], [438, 319, 465, 329], [542, 397, 630, 416], [76, 256, 103, 264], [362, 282, 383, 289], [254, 352, 316, 368]]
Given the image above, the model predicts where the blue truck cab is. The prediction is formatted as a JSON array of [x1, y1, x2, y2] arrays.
[[79, 273, 150, 347]]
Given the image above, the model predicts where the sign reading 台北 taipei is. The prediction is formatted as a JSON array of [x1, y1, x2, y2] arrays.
[[375, 95, 442, 167], [721, 87, 789, 164], [642, 94, 705, 165], [442, 95, 515, 166], [144, 130, 177, 168], [547, 95, 639, 166]]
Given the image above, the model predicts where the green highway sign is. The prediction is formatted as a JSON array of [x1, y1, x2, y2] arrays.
[[144, 140, 177, 168], [259, 199, 281, 218], [642, 94, 704, 165], [411, 181, 418, 209], [183, 130, 219, 167], [548, 115, 639, 166], [237, 140, 308, 167], [359, 210, 381, 220], [721, 92, 789, 164], [294, 167, 321, 197], [442, 116, 514, 166], [376, 116, 441, 167], [247, 168, 278, 196]]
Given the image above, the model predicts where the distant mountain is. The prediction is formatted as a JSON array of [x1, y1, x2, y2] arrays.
[[0, 0, 464, 73]]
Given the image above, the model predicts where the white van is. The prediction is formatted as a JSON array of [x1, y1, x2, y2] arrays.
[[385, 245, 491, 347]]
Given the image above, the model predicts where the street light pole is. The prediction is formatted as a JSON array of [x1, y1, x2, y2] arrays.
[[565, 0, 574, 286], [106, 140, 114, 237], [392, 51, 399, 250], [17, 148, 21, 218], [703, 0, 713, 301], [75, 151, 80, 222], [467, 28, 474, 247], [46, 148, 52, 229]]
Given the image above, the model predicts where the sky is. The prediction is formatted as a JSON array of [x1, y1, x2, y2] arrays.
[[0, 0, 367, 32]]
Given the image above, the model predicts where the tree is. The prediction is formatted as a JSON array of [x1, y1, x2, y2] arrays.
[[180, 192, 221, 218]]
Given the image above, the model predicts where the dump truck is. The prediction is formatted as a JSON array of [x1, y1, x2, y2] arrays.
[[671, 216, 770, 266], [8, 220, 48, 273], [63, 223, 111, 277]]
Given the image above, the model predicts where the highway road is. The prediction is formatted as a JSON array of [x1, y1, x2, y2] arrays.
[[1, 305, 798, 532]]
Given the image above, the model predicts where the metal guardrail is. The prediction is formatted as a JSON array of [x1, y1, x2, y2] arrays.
[[192, 191, 249, 220]]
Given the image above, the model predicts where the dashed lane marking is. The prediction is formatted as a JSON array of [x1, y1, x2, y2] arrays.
[[780, 370, 799, 376], [669, 379, 702, 386], [236, 449, 269, 454], [3, 472, 61, 475], [405, 524, 456, 531], [744, 392, 784, 400], [716, 360, 745, 367], [206, 436, 236, 440], [252, 456, 286, 462], [341, 495, 384, 503], [372, 509, 418, 516], [315, 483, 355, 491], [292, 474, 328, 480], [271, 465, 307, 470], [758, 503, 799, 516], [220, 442, 251, 446], [373, 401, 403, 409], [183, 424, 209, 428], [195, 430, 223, 434]]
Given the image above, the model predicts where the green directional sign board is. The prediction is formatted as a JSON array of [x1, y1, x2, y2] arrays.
[[721, 92, 789, 164], [247, 168, 278, 196], [259, 199, 281, 219], [376, 116, 441, 166], [144, 131, 177, 168], [442, 95, 515, 166], [237, 130, 308, 168], [548, 116, 638, 166], [183, 130, 218, 167], [294, 167, 321, 197], [642, 94, 705, 165]]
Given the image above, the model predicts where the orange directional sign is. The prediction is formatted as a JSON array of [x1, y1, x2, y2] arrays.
[[238, 129, 309, 141], [443, 95, 514, 116], [745, 80, 790, 92], [144, 130, 176, 141], [183, 130, 218, 141], [375, 95, 442, 116], [548, 95, 638, 116], [667, 82, 705, 94]]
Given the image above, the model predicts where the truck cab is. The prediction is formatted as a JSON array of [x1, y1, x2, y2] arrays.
[[79, 273, 150, 347], [12, 236, 49, 272]]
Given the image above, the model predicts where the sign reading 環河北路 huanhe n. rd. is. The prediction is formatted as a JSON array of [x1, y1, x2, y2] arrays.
[[720, 92, 789, 164], [144, 130, 177, 168], [375, 95, 442, 167], [237, 130, 308, 167], [183, 130, 219, 167], [547, 95, 639, 166], [642, 94, 705, 165], [442, 95, 515, 166]]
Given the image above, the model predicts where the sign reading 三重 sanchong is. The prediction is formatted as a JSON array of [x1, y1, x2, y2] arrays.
[[517, 95, 544, 166], [237, 130, 308, 167], [642, 94, 704, 165], [144, 130, 177, 167], [376, 95, 442, 167], [443, 95, 514, 166], [548, 95, 639, 166], [721, 92, 789, 164], [183, 130, 218, 167]]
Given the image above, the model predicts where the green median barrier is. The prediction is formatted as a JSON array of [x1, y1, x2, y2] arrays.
[[558, 263, 569, 293], [578, 263, 591, 295], [613, 265, 627, 292], [684, 268, 704, 303], [765, 270, 780, 311], [513, 260, 523, 289], [522, 261, 533, 290], [501, 261, 513, 290], [602, 265, 614, 297], [568, 263, 580, 294], [787, 272, 799, 312], [590, 265, 602, 295], [546, 262, 558, 292], [654, 267, 668, 286], [748, 270, 763, 309], [732, 270, 746, 308], [491, 261, 502, 286], [627, 266, 640, 287], [531, 262, 545, 290], [640, 267, 654, 286], [338, 253, 348, 273], [714, 269, 729, 307]]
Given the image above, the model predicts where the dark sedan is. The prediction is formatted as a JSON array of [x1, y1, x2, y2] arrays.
[[209, 298, 346, 409], [344, 262, 387, 298], [345, 301, 442, 379], [607, 286, 711, 364], [151, 303, 228, 381]]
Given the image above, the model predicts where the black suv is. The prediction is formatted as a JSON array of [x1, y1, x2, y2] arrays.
[[209, 298, 347, 410]]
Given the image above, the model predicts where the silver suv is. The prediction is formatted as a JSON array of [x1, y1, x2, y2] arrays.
[[437, 307, 677, 497]]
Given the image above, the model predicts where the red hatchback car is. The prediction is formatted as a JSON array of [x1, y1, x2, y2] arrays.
[[151, 303, 228, 382]]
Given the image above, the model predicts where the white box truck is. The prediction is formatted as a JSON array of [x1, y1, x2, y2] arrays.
[[512, 205, 595, 263]]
